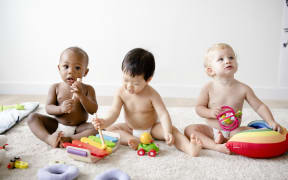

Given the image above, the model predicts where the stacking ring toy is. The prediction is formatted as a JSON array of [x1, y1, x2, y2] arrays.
[[37, 164, 79, 180]]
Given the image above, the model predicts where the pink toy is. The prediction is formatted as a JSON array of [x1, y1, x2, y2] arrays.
[[216, 106, 241, 131]]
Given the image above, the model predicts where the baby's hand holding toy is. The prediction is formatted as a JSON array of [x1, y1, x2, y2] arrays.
[[92, 117, 105, 130], [71, 78, 82, 100], [269, 122, 282, 133], [210, 107, 222, 119]]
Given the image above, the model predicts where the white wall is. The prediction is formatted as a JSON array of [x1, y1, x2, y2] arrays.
[[0, 0, 287, 100]]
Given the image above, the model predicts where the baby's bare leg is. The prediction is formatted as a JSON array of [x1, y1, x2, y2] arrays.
[[107, 123, 139, 150], [27, 113, 62, 148], [72, 122, 98, 139], [151, 123, 202, 156], [184, 124, 230, 154]]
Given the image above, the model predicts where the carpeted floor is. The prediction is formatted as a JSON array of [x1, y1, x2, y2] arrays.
[[0, 105, 288, 180]]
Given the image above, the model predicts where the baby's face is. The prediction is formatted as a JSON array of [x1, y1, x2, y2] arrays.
[[122, 73, 148, 94], [58, 51, 88, 85], [208, 47, 238, 77]]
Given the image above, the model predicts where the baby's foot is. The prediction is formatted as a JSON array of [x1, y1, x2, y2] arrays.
[[215, 131, 225, 144], [128, 139, 140, 150], [189, 134, 202, 156], [59, 136, 73, 148], [47, 131, 63, 148], [215, 143, 231, 154]]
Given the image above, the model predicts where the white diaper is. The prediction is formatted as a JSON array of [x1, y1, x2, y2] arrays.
[[133, 128, 152, 138], [213, 128, 230, 139], [56, 124, 76, 137]]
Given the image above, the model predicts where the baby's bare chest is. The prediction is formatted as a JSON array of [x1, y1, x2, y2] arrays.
[[123, 98, 154, 113], [209, 87, 245, 109]]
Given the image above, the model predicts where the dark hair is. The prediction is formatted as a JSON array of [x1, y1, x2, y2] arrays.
[[62, 47, 89, 65], [121, 48, 155, 81]]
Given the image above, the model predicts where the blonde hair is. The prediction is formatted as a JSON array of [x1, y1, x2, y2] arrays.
[[204, 43, 235, 68]]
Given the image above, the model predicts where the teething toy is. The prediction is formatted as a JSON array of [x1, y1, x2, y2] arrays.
[[217, 106, 241, 131]]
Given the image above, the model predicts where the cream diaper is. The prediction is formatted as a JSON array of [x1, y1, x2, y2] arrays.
[[56, 124, 76, 137]]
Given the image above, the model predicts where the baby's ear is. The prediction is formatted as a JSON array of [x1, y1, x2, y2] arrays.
[[57, 65, 60, 71], [84, 68, 89, 77], [146, 76, 153, 83], [206, 67, 214, 77]]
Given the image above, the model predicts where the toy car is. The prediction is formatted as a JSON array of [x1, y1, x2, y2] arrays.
[[137, 132, 159, 157], [7, 157, 28, 169]]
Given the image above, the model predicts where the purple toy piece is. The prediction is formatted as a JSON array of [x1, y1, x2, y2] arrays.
[[94, 168, 130, 180], [67, 148, 87, 157]]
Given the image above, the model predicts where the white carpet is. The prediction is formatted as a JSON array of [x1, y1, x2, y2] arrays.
[[0, 105, 288, 180]]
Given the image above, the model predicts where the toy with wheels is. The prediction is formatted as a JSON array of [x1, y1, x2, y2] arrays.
[[62, 131, 120, 163], [7, 157, 28, 169], [217, 106, 241, 131], [226, 120, 288, 158], [137, 132, 159, 157]]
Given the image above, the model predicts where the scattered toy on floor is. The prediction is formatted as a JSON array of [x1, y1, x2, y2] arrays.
[[62, 131, 120, 163], [7, 156, 28, 169], [226, 120, 288, 158], [137, 132, 159, 157], [38, 164, 79, 180], [94, 168, 131, 180], [0, 135, 8, 165]]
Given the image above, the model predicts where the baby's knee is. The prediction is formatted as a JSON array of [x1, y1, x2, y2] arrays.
[[27, 112, 40, 125], [184, 124, 202, 136]]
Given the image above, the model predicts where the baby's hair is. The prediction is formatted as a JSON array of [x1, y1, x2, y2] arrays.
[[204, 43, 235, 68], [61, 47, 89, 66], [121, 48, 155, 81]]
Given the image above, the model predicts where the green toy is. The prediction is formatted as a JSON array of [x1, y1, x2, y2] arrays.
[[0, 104, 25, 112], [88, 136, 116, 148]]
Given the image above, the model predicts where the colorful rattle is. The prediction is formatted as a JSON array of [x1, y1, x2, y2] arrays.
[[216, 106, 242, 131]]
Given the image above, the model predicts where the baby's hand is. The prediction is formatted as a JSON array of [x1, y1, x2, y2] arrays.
[[92, 117, 105, 130], [71, 79, 84, 99], [164, 132, 175, 146], [60, 99, 74, 114], [269, 122, 282, 133], [210, 107, 222, 119]]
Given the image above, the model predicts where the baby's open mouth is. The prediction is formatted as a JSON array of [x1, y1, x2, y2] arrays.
[[67, 77, 75, 83]]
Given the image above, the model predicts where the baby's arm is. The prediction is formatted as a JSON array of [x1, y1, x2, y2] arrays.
[[46, 84, 72, 115], [245, 85, 281, 132], [94, 89, 123, 129], [78, 85, 98, 114], [195, 83, 221, 119], [151, 90, 174, 145]]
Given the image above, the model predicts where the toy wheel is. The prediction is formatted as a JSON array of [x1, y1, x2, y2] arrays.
[[137, 148, 145, 156], [148, 149, 157, 157]]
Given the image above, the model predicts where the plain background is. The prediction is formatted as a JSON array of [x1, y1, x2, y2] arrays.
[[0, 0, 287, 100]]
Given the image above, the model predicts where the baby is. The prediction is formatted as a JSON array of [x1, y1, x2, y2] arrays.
[[28, 47, 98, 148], [93, 48, 202, 156], [184, 43, 282, 154]]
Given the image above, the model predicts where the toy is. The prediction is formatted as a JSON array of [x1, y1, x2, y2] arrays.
[[217, 106, 241, 131], [94, 168, 131, 180], [7, 157, 28, 169], [62, 131, 120, 163], [137, 132, 159, 157], [37, 164, 79, 180], [226, 120, 288, 158], [0, 135, 8, 165], [0, 104, 25, 112]]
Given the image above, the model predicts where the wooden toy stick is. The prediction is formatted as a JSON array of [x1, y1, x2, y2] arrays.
[[95, 114, 106, 149], [72, 78, 82, 100]]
